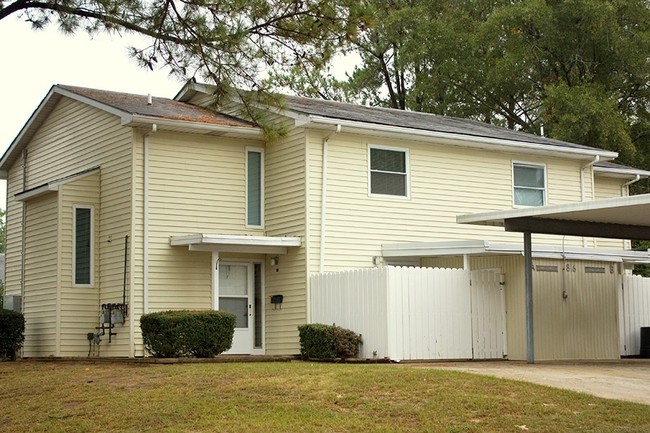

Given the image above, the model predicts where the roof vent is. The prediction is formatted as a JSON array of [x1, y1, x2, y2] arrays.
[[147, 94, 152, 105]]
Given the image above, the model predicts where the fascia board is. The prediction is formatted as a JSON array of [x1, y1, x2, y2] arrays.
[[306, 115, 618, 160], [54, 86, 129, 118], [383, 239, 650, 262], [0, 86, 59, 177], [170, 234, 301, 247], [123, 115, 263, 138], [593, 166, 650, 179], [15, 184, 59, 202], [457, 193, 650, 226]]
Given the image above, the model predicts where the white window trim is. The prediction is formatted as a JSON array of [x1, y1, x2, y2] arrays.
[[72, 204, 94, 288], [245, 147, 265, 229], [368, 144, 410, 199], [512, 161, 547, 208]]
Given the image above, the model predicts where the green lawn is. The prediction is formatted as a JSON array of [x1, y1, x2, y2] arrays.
[[0, 361, 648, 432]]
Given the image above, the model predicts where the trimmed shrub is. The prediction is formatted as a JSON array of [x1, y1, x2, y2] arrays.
[[0, 309, 25, 361], [140, 310, 236, 358], [298, 323, 362, 360]]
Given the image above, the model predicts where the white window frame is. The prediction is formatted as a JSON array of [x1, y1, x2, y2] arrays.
[[245, 147, 265, 229], [368, 144, 410, 199], [512, 161, 547, 207], [73, 204, 94, 287]]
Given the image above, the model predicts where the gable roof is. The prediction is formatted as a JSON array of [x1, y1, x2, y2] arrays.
[[57, 85, 252, 127], [175, 81, 620, 161], [594, 161, 650, 179], [0, 85, 260, 177]]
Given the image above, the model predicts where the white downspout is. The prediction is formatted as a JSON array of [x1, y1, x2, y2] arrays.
[[319, 124, 341, 274], [143, 124, 157, 314], [621, 175, 641, 197], [580, 155, 599, 247], [580, 155, 599, 202]]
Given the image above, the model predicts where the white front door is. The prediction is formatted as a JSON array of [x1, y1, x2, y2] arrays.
[[214, 258, 264, 355]]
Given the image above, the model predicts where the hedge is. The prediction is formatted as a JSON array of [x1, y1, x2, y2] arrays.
[[298, 323, 362, 360], [140, 310, 236, 358], [0, 309, 25, 361]]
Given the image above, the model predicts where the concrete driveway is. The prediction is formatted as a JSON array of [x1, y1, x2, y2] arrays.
[[421, 360, 650, 406]]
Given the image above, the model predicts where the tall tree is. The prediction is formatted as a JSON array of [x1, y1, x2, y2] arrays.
[[1, 0, 368, 98], [279, 0, 650, 167]]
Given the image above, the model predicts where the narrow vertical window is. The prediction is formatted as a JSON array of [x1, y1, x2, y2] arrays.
[[74, 205, 93, 286], [513, 163, 546, 206], [247, 149, 263, 227]]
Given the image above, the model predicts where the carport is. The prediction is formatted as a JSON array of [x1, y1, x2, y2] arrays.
[[457, 193, 650, 364]]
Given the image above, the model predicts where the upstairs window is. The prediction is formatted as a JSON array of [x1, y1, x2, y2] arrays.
[[513, 163, 546, 207], [74, 205, 93, 286], [369, 146, 408, 197], [246, 148, 264, 227]]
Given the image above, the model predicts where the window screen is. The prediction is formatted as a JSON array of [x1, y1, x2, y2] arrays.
[[75, 207, 92, 285], [370, 147, 407, 196], [513, 163, 545, 206]]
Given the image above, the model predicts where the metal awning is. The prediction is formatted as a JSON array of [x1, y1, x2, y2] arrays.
[[170, 234, 301, 254], [382, 240, 650, 263], [457, 193, 650, 240], [456, 193, 650, 364]]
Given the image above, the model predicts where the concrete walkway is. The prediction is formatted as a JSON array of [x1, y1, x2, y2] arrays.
[[420, 360, 650, 406]]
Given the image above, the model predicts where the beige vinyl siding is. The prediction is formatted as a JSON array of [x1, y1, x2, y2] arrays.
[[307, 132, 592, 272], [58, 173, 101, 356], [145, 131, 265, 313], [5, 97, 133, 357], [592, 177, 627, 249], [263, 125, 307, 355], [594, 176, 624, 200], [4, 162, 24, 301], [22, 192, 58, 356]]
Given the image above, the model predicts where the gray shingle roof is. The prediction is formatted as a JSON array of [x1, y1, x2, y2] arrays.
[[59, 85, 255, 128], [282, 94, 600, 152]]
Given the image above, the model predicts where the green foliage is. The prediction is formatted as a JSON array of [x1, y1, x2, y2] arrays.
[[278, 0, 650, 171], [1, 0, 371, 136], [298, 323, 362, 360], [140, 310, 235, 358], [0, 309, 25, 361]]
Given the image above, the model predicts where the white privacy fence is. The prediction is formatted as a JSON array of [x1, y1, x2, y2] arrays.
[[620, 274, 650, 356], [310, 266, 506, 361]]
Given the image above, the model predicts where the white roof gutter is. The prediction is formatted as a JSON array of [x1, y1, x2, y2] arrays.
[[305, 115, 618, 160], [122, 115, 263, 138]]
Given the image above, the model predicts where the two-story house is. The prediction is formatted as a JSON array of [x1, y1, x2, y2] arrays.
[[2, 82, 649, 360]]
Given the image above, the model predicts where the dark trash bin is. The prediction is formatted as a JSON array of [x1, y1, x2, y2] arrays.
[[641, 327, 650, 358]]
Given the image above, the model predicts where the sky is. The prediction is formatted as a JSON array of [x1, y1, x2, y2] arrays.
[[0, 15, 188, 208], [1, 13, 358, 210]]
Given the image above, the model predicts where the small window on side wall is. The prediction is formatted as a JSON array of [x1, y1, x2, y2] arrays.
[[369, 146, 408, 197], [74, 205, 93, 286], [513, 162, 546, 207]]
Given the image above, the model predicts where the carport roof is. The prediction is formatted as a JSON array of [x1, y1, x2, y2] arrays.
[[456, 193, 650, 240]]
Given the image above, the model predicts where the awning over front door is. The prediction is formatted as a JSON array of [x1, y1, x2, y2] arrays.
[[170, 234, 301, 254]]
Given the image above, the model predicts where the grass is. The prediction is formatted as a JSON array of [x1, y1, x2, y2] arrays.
[[0, 360, 648, 433]]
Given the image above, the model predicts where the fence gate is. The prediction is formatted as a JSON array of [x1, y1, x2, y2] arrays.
[[470, 269, 507, 359], [620, 274, 650, 356]]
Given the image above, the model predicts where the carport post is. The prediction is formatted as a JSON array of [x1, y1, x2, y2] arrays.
[[524, 231, 534, 364]]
